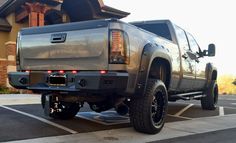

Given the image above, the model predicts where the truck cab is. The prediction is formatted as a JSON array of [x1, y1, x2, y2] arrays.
[[132, 20, 216, 93]]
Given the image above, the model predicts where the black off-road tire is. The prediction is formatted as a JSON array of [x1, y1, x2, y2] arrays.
[[41, 94, 80, 120], [201, 81, 218, 110], [130, 79, 168, 134]]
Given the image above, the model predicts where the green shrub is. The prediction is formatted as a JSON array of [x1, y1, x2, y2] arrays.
[[0, 86, 20, 94]]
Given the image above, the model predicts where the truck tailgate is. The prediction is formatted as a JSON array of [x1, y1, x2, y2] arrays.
[[18, 20, 109, 70]]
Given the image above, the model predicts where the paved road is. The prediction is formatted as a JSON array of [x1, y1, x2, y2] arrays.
[[0, 94, 236, 143]]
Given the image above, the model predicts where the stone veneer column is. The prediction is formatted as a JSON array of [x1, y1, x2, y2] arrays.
[[5, 41, 16, 87], [24, 2, 51, 27]]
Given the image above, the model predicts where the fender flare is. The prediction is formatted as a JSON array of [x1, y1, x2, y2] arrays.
[[205, 63, 217, 87], [134, 43, 172, 96]]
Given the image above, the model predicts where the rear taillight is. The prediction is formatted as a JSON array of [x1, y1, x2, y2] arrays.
[[110, 30, 129, 64]]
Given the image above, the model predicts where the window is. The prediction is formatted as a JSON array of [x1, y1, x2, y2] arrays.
[[174, 25, 189, 51], [186, 33, 200, 54], [133, 23, 172, 41]]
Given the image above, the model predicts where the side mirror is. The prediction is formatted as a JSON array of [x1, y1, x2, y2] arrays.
[[208, 44, 216, 57]]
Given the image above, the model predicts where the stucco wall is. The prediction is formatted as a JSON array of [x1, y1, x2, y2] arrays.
[[0, 13, 27, 87], [0, 13, 28, 58], [0, 32, 8, 58], [6, 13, 28, 41]]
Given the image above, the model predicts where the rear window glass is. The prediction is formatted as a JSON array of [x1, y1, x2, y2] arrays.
[[133, 23, 172, 41]]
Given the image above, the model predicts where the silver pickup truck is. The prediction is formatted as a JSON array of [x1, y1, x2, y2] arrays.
[[9, 19, 218, 134]]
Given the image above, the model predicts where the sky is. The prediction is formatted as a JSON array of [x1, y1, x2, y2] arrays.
[[104, 0, 236, 76]]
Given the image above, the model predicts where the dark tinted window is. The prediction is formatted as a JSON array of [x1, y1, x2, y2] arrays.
[[133, 23, 172, 41]]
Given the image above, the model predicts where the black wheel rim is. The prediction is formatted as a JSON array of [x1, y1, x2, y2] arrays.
[[151, 88, 166, 127]]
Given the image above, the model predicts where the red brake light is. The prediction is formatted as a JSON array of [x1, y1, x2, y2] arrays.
[[25, 70, 30, 73], [72, 70, 77, 74], [59, 70, 64, 74], [100, 70, 107, 74], [47, 70, 52, 74]]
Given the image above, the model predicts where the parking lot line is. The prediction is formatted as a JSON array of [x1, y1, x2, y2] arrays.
[[167, 114, 192, 120], [0, 105, 78, 134], [174, 104, 194, 116], [219, 106, 225, 116]]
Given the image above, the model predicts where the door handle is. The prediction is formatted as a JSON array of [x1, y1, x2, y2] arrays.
[[51, 33, 67, 43]]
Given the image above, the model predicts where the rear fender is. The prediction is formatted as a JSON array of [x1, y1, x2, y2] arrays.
[[134, 43, 172, 96]]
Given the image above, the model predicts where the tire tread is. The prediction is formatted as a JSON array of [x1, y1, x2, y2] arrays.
[[130, 79, 167, 134]]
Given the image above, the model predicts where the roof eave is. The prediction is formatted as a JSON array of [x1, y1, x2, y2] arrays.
[[0, 0, 62, 17], [0, 0, 16, 17], [100, 6, 130, 18]]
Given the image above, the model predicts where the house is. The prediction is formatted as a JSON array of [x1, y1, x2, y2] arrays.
[[0, 0, 129, 87]]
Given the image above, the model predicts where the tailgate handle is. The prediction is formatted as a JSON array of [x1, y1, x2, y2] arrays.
[[51, 33, 67, 43]]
